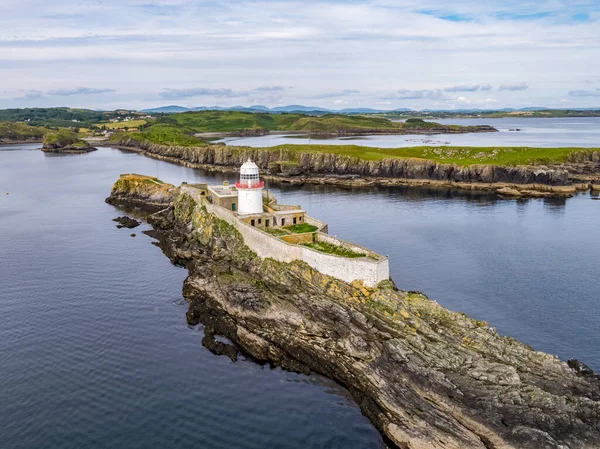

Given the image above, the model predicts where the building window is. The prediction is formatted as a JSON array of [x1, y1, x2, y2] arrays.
[[299, 216, 303, 221], [251, 219, 255, 226], [293, 217, 297, 224], [232, 203, 236, 211], [258, 218, 262, 225]]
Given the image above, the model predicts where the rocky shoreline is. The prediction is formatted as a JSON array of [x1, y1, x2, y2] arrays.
[[0, 138, 43, 145], [199, 124, 498, 138], [40, 144, 98, 154], [107, 138, 600, 198], [106, 175, 600, 449]]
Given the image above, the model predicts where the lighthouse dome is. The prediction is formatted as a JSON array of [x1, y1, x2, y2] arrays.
[[240, 160, 259, 176], [240, 160, 260, 182]]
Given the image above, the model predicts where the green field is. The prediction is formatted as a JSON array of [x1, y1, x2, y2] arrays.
[[264, 144, 599, 166], [95, 119, 147, 130], [284, 224, 318, 234], [114, 124, 207, 147]]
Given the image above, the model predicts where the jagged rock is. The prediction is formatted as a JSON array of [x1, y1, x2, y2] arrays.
[[106, 178, 600, 449], [112, 216, 140, 229], [496, 187, 522, 197], [569, 359, 596, 377], [105, 174, 180, 210]]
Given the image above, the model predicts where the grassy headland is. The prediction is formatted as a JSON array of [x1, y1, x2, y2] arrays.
[[0, 122, 47, 143], [263, 144, 599, 166], [141, 111, 494, 134], [115, 124, 208, 147], [113, 127, 598, 167]]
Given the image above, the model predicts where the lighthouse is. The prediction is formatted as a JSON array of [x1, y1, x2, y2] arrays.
[[235, 159, 264, 215]]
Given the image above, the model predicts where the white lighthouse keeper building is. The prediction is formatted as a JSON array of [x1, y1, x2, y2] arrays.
[[236, 160, 265, 215]]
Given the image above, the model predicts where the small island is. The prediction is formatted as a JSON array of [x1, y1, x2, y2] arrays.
[[41, 129, 97, 154]]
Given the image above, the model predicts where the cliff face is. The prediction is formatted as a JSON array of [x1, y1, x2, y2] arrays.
[[105, 174, 180, 209], [113, 137, 595, 191], [107, 178, 600, 449]]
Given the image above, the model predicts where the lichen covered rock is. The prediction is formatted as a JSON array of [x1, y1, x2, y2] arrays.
[[109, 176, 600, 449], [106, 174, 180, 209]]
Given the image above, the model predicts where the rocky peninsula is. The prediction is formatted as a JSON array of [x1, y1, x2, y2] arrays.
[[110, 137, 600, 198], [41, 129, 97, 154], [107, 174, 600, 449]]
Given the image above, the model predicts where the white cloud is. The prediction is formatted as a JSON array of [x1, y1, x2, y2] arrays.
[[444, 84, 493, 92], [499, 82, 529, 91], [0, 0, 598, 109], [384, 89, 452, 101], [569, 89, 600, 97], [47, 87, 115, 96]]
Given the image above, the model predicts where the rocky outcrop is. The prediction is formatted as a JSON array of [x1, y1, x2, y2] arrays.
[[112, 216, 141, 229], [108, 179, 600, 449], [41, 143, 97, 153], [111, 138, 598, 197], [41, 129, 97, 154], [105, 174, 180, 210]]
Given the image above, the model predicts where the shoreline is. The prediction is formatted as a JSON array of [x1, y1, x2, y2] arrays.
[[194, 126, 498, 139], [106, 143, 596, 199], [0, 139, 43, 146]]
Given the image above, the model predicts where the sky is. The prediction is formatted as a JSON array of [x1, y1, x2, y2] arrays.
[[1, 0, 599, 111]]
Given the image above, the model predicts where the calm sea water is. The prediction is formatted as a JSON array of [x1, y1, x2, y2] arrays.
[[218, 117, 600, 148], [0, 145, 382, 449], [1, 144, 599, 448]]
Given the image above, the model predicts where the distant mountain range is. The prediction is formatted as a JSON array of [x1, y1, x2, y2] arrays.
[[140, 104, 600, 114], [140, 104, 414, 114]]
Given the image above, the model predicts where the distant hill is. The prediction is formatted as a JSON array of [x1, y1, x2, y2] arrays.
[[140, 104, 416, 114], [141, 105, 191, 113], [0, 107, 140, 127], [142, 104, 599, 115]]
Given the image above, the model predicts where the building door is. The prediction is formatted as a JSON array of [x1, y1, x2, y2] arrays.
[[266, 220, 270, 227], [281, 218, 285, 226], [251, 219, 255, 226], [232, 203, 236, 211], [293, 217, 297, 225]]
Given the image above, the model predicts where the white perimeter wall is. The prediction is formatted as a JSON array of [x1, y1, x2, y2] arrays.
[[182, 186, 389, 287]]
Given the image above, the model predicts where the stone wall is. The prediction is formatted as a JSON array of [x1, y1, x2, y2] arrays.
[[182, 185, 390, 286], [305, 215, 328, 233]]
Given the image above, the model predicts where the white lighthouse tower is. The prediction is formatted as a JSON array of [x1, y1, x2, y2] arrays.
[[235, 159, 264, 215]]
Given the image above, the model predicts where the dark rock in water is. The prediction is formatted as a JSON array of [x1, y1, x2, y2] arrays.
[[202, 328, 238, 362], [130, 233, 136, 237], [568, 359, 596, 377], [112, 216, 140, 229], [40, 144, 97, 154]]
